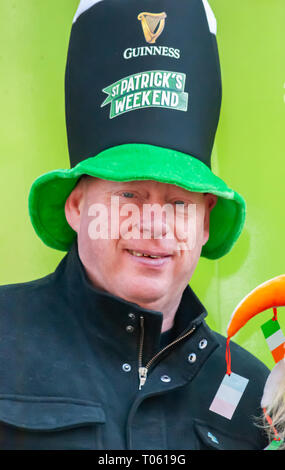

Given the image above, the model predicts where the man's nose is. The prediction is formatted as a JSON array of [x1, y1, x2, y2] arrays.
[[139, 204, 173, 239]]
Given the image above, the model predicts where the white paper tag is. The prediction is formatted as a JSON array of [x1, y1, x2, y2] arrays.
[[209, 372, 249, 420]]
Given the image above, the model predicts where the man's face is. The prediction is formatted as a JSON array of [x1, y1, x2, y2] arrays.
[[65, 177, 217, 309]]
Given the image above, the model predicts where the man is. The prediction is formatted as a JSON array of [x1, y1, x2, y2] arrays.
[[0, 0, 269, 449], [64, 177, 217, 334]]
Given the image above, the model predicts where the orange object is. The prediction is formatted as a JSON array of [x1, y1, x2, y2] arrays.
[[227, 275, 285, 339], [271, 343, 285, 363]]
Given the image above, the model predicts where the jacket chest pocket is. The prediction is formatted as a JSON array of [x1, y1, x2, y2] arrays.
[[194, 419, 260, 450], [0, 395, 106, 450]]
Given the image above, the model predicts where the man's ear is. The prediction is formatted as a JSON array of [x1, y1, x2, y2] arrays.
[[202, 193, 218, 246], [64, 179, 86, 233]]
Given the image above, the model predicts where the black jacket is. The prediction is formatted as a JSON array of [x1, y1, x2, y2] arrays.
[[0, 242, 269, 450]]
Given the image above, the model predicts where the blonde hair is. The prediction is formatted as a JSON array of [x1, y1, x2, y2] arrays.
[[263, 372, 285, 449]]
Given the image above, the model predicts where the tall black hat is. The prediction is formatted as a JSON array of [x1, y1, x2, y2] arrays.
[[29, 0, 246, 259]]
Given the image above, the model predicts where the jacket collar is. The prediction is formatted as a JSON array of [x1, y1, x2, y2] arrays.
[[54, 240, 208, 361]]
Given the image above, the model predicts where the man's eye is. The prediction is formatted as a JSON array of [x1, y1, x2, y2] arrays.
[[174, 200, 185, 205], [121, 192, 134, 198]]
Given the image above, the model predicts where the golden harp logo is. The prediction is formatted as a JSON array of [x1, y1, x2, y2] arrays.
[[138, 12, 167, 44]]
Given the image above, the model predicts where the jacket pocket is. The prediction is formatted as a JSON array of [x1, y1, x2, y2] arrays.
[[0, 395, 106, 450], [193, 419, 259, 450]]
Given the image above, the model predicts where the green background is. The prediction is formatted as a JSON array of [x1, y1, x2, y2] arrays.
[[0, 0, 284, 371]]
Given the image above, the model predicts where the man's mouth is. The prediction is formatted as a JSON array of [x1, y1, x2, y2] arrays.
[[126, 249, 171, 259]]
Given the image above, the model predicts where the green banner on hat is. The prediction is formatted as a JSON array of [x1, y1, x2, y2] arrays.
[[101, 70, 189, 119]]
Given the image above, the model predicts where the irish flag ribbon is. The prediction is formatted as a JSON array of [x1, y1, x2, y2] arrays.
[[261, 318, 285, 363]]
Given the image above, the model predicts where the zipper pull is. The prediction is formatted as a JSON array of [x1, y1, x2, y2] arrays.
[[138, 366, 148, 390]]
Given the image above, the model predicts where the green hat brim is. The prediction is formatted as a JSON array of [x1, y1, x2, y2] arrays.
[[28, 143, 246, 259]]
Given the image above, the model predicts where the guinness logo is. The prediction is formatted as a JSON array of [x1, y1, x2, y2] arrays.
[[138, 12, 167, 44]]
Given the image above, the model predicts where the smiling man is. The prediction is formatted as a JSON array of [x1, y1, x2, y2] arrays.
[[65, 177, 217, 334], [0, 0, 270, 450]]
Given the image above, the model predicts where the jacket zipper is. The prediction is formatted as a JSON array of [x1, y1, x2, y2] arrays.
[[138, 315, 196, 390]]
